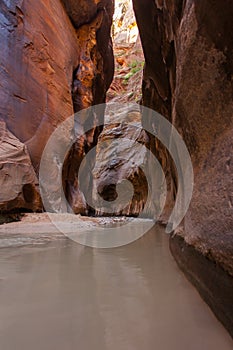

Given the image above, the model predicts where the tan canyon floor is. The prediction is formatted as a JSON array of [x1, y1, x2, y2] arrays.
[[0, 213, 136, 248]]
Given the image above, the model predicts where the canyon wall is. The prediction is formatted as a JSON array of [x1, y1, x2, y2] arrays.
[[133, 0, 233, 335], [92, 107, 152, 217], [0, 0, 114, 212]]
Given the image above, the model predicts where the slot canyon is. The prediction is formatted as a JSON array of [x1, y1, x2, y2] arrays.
[[0, 0, 232, 348]]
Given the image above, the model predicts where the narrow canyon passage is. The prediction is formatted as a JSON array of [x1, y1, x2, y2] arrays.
[[0, 0, 232, 346], [0, 223, 232, 350]]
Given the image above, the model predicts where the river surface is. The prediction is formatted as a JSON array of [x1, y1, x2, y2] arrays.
[[0, 222, 232, 350]]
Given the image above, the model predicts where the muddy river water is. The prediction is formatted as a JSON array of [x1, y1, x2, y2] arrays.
[[0, 222, 232, 350]]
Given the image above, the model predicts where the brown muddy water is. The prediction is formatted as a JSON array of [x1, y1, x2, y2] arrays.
[[0, 222, 232, 350]]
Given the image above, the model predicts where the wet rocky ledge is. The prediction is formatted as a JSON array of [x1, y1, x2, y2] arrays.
[[170, 234, 233, 338]]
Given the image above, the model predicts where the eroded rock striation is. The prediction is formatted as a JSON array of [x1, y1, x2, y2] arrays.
[[133, 0, 233, 335], [0, 0, 80, 171], [0, 0, 114, 213]]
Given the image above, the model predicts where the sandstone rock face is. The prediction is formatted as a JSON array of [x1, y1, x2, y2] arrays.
[[0, 122, 41, 212], [0, 0, 80, 171], [133, 0, 233, 272], [112, 0, 138, 46], [0, 0, 114, 213], [92, 108, 149, 216], [62, 0, 114, 101], [91, 105, 167, 218], [62, 1, 114, 214], [133, 0, 233, 334], [61, 0, 112, 28]]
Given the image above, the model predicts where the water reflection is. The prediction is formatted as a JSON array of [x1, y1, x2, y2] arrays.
[[0, 224, 232, 349]]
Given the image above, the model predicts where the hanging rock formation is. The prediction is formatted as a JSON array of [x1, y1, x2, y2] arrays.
[[133, 0, 233, 335], [0, 0, 114, 213]]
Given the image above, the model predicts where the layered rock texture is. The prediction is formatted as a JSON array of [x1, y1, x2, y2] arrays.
[[0, 121, 41, 212], [133, 0, 233, 335], [92, 107, 149, 217], [0, 0, 114, 213]]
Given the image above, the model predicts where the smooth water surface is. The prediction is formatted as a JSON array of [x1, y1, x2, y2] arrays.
[[0, 224, 232, 350]]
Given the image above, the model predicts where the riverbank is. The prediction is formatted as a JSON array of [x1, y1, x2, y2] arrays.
[[0, 213, 135, 248]]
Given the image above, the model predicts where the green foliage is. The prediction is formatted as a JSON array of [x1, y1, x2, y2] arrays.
[[123, 60, 144, 85], [128, 60, 144, 69], [128, 60, 138, 68]]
